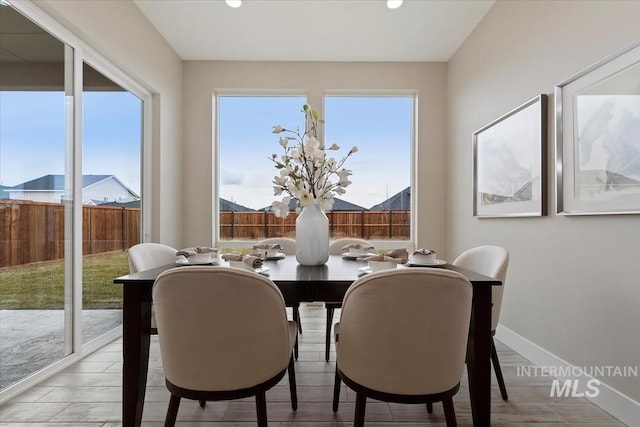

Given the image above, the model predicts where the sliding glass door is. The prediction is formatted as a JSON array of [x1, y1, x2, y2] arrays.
[[0, 2, 146, 394]]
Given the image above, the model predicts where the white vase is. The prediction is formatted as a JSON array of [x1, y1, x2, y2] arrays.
[[295, 203, 329, 266]]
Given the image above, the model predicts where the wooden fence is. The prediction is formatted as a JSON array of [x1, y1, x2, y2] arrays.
[[1, 199, 409, 268], [220, 210, 410, 240], [0, 200, 140, 268]]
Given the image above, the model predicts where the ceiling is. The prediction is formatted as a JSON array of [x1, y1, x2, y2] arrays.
[[133, 0, 495, 62]]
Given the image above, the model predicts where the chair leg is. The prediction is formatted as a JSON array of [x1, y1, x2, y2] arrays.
[[165, 394, 181, 427], [293, 304, 302, 333], [426, 401, 433, 413], [491, 337, 509, 400], [332, 368, 341, 413], [442, 398, 457, 427], [325, 306, 335, 361], [288, 354, 298, 410], [198, 400, 206, 408], [354, 392, 367, 427], [255, 391, 268, 427], [294, 330, 299, 360]]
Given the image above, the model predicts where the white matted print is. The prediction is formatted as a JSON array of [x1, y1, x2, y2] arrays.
[[556, 42, 640, 215], [473, 95, 547, 217]]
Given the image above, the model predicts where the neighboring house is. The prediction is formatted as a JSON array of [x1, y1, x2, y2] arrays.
[[5, 174, 139, 204], [369, 187, 411, 211], [262, 197, 366, 212], [0, 185, 10, 199], [220, 198, 255, 212]]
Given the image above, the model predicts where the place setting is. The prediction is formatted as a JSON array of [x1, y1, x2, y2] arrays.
[[252, 243, 286, 260], [356, 248, 409, 275], [221, 251, 270, 275], [174, 246, 220, 265], [340, 243, 377, 260], [406, 249, 447, 267]]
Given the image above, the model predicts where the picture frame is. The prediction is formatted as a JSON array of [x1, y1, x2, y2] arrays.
[[473, 94, 547, 217], [555, 42, 640, 215]]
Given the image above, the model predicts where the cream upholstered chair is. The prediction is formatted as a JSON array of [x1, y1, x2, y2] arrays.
[[332, 268, 472, 426], [128, 242, 178, 333], [153, 266, 298, 427], [452, 244, 510, 400], [325, 238, 375, 361]]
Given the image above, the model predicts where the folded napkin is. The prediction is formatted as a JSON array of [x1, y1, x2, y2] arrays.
[[252, 243, 283, 251], [221, 252, 264, 268], [341, 243, 375, 252], [413, 248, 437, 256], [359, 248, 409, 264], [176, 246, 218, 258]]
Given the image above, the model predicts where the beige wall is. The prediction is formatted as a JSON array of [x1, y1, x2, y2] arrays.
[[182, 61, 447, 250], [34, 0, 184, 247], [447, 0, 640, 401]]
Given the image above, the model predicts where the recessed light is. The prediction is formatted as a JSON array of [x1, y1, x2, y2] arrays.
[[225, 0, 241, 8], [387, 0, 403, 9]]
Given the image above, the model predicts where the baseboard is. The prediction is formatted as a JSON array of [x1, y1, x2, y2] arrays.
[[495, 325, 640, 427]]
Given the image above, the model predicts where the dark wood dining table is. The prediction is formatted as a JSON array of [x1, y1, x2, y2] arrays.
[[113, 254, 501, 426]]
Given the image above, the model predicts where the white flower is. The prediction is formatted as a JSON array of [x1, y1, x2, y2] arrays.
[[271, 197, 290, 218], [320, 196, 334, 211], [269, 104, 357, 218], [298, 188, 313, 206]]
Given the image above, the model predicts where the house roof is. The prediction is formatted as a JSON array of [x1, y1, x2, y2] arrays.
[[262, 197, 366, 212], [220, 198, 255, 212], [369, 187, 411, 211], [9, 174, 114, 191], [7, 174, 140, 199]]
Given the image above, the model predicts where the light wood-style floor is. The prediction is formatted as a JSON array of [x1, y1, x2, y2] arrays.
[[0, 304, 627, 426]]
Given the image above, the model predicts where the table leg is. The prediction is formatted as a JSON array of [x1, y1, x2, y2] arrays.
[[467, 286, 492, 426], [122, 285, 152, 427]]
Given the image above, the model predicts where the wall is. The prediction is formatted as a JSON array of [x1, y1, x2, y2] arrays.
[[182, 61, 447, 250], [33, 0, 184, 247], [447, 0, 640, 404]]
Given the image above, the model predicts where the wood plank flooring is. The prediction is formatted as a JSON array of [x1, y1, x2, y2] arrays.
[[0, 304, 627, 426]]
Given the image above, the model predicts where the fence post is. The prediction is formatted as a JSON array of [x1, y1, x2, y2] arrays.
[[360, 210, 365, 238], [388, 210, 393, 239], [231, 211, 235, 239], [264, 210, 268, 238], [121, 207, 126, 251]]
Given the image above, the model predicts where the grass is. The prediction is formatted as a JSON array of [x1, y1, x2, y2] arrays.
[[0, 251, 129, 310]]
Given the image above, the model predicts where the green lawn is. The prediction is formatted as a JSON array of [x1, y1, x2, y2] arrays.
[[0, 251, 129, 310]]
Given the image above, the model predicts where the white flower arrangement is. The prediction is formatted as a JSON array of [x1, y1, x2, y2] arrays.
[[270, 104, 358, 218]]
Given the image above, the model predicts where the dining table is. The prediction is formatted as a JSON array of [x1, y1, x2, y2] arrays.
[[113, 254, 501, 426]]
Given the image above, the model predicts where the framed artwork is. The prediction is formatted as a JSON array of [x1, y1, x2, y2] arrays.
[[473, 94, 547, 217], [556, 42, 640, 215]]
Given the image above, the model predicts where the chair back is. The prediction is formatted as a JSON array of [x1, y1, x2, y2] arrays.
[[153, 266, 293, 391], [452, 245, 509, 331], [128, 243, 177, 273], [328, 238, 374, 256], [337, 268, 472, 395], [256, 238, 296, 255]]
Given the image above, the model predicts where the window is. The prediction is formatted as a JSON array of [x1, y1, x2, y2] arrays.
[[217, 94, 413, 244], [324, 95, 412, 240]]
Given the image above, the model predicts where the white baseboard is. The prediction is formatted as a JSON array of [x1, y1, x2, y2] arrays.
[[495, 325, 640, 427]]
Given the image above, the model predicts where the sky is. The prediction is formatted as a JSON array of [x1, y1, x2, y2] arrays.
[[218, 96, 412, 210], [1, 92, 411, 208], [0, 90, 142, 194]]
